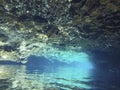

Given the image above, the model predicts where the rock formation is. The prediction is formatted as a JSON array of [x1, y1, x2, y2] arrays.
[[0, 0, 120, 63]]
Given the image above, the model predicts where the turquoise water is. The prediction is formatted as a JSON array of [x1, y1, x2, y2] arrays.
[[0, 53, 120, 90], [0, 64, 94, 90]]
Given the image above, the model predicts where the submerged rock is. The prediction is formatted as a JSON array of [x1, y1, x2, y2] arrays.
[[0, 0, 120, 63]]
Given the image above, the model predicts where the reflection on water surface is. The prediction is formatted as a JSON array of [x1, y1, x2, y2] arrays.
[[0, 55, 94, 90], [0, 55, 120, 90]]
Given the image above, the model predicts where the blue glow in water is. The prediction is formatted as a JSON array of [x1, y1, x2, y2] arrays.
[[49, 52, 94, 89], [0, 51, 119, 90], [0, 51, 95, 90], [27, 51, 94, 89]]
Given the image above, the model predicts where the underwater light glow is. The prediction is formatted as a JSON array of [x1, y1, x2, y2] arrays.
[[37, 46, 94, 88], [54, 67, 93, 89], [37, 50, 94, 89], [36, 45, 93, 64], [43, 48, 94, 69], [0, 50, 94, 90]]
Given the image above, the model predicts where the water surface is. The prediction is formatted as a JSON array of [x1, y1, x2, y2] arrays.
[[0, 56, 120, 90]]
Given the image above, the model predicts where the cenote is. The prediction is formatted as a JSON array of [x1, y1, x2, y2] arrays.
[[0, 0, 120, 90], [0, 52, 120, 90]]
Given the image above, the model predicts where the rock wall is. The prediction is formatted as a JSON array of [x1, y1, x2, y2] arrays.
[[0, 0, 120, 63]]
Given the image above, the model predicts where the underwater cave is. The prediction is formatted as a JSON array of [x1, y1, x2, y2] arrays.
[[0, 0, 120, 90]]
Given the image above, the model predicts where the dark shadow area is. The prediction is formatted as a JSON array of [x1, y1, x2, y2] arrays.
[[89, 51, 120, 90], [88, 50, 120, 68], [26, 55, 70, 73], [0, 79, 11, 90], [27, 55, 69, 66], [0, 60, 23, 65]]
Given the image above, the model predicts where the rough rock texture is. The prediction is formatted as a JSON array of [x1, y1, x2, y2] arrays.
[[0, 0, 120, 63]]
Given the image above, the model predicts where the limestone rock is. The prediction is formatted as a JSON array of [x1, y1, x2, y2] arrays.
[[0, 0, 120, 63]]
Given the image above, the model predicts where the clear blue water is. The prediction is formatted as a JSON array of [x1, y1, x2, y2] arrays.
[[0, 55, 120, 90]]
